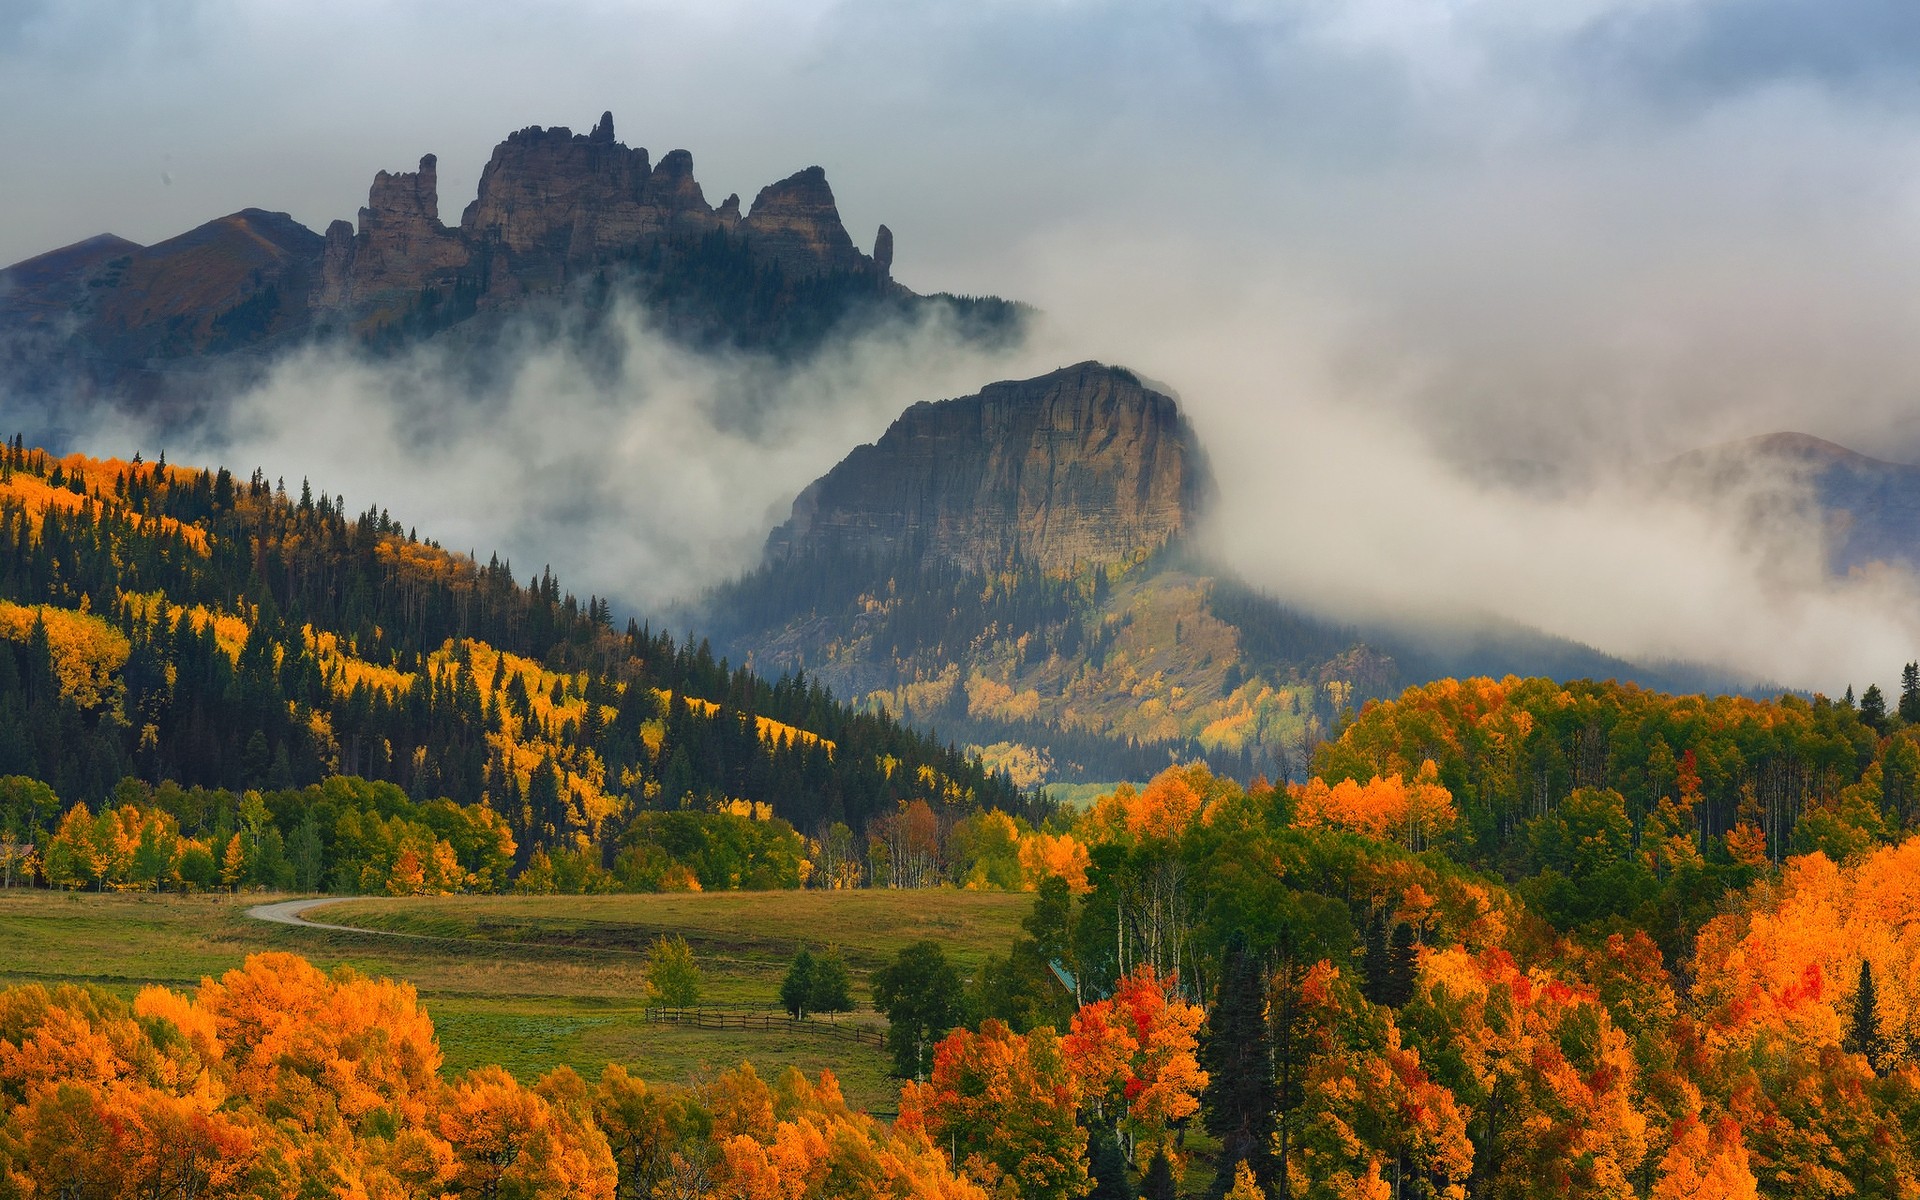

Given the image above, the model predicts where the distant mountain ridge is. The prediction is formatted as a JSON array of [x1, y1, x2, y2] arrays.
[[1661, 431, 1920, 577], [0, 111, 1019, 421]]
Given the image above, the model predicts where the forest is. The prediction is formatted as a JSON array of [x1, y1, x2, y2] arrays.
[[0, 440, 1035, 892]]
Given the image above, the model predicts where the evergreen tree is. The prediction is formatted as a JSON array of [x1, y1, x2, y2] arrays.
[[1360, 910, 1389, 1005], [1901, 663, 1920, 726], [1087, 1124, 1135, 1200], [1200, 939, 1276, 1197], [1141, 1144, 1176, 1200], [1861, 685, 1889, 733], [1847, 961, 1889, 1076], [1382, 922, 1418, 1009], [781, 948, 816, 1018]]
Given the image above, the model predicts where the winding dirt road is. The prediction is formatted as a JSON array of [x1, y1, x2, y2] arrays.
[[243, 897, 394, 935]]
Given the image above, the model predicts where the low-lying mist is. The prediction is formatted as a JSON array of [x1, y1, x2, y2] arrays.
[[101, 299, 1056, 615], [82, 267, 1920, 704]]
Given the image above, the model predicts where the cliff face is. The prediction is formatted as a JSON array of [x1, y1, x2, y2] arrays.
[[767, 362, 1210, 574]]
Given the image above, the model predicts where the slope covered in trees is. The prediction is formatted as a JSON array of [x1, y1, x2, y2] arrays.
[[0, 440, 1034, 891]]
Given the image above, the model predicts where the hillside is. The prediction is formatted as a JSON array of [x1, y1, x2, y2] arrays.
[[0, 439, 1036, 892]]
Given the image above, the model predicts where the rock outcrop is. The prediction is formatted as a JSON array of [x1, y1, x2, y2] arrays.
[[766, 361, 1210, 574], [318, 155, 468, 310], [2, 111, 909, 374], [739, 167, 864, 280]]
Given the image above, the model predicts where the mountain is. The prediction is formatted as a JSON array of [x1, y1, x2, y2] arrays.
[[0, 111, 1023, 421], [705, 363, 1374, 783], [1662, 432, 1920, 576], [705, 363, 1776, 786]]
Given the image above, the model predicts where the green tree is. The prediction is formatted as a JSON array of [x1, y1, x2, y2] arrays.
[[781, 948, 815, 1018], [1202, 940, 1277, 1198], [1087, 1123, 1135, 1200], [288, 808, 324, 892], [1141, 1144, 1176, 1200], [1846, 960, 1889, 1076], [808, 945, 853, 1015], [646, 935, 702, 1009], [1902, 663, 1920, 726], [1861, 684, 1889, 733], [872, 939, 965, 1080]]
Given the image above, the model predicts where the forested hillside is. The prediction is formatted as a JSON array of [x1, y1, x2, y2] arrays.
[[0, 440, 1034, 891]]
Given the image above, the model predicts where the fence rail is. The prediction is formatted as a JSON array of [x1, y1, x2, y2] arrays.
[[644, 1007, 886, 1048]]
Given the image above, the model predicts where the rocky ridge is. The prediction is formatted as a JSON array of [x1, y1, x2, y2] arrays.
[[0, 111, 906, 398]]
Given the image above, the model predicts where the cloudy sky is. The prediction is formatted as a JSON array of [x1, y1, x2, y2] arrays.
[[8, 0, 1920, 690]]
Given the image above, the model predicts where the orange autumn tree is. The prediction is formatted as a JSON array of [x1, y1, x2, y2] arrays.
[[1286, 961, 1474, 1200], [1289, 760, 1457, 852], [1063, 966, 1207, 1161], [711, 1065, 989, 1200], [899, 1019, 1089, 1200], [1400, 947, 1648, 1198], [1691, 837, 1920, 1066], [1650, 1115, 1761, 1200], [0, 952, 618, 1200]]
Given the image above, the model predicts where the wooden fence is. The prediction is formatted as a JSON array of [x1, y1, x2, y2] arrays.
[[643, 1007, 886, 1048]]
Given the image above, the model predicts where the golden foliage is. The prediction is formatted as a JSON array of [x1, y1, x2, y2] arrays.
[[0, 601, 131, 712]]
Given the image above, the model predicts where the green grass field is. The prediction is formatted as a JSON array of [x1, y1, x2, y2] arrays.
[[0, 888, 1029, 1112]]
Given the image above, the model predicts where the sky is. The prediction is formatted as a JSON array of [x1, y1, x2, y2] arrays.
[[9, 0, 1920, 692]]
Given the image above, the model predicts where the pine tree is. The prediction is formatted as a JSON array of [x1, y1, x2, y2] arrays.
[[1846, 961, 1889, 1076], [1861, 685, 1889, 733], [1901, 664, 1920, 726], [1382, 922, 1418, 1009], [1200, 939, 1276, 1197], [781, 948, 816, 1018], [1141, 1144, 1176, 1200], [1087, 1124, 1136, 1200], [1360, 910, 1389, 1005]]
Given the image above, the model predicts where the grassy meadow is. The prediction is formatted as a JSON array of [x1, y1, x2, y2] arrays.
[[0, 888, 1029, 1112]]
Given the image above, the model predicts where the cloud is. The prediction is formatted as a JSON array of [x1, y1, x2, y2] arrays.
[[114, 299, 1051, 614], [20, 0, 1920, 696]]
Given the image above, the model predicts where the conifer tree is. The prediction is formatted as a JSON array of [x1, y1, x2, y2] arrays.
[[1847, 961, 1888, 1076], [1087, 1124, 1135, 1200], [1382, 922, 1418, 1009], [1901, 663, 1920, 726], [1141, 1144, 1176, 1200], [1861, 685, 1889, 733], [781, 948, 816, 1019], [1200, 939, 1276, 1198]]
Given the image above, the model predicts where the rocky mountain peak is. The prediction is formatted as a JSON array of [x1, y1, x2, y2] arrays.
[[766, 361, 1210, 575]]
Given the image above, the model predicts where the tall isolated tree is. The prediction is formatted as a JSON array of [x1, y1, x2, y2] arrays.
[[781, 949, 816, 1019], [647, 935, 702, 1009], [1901, 663, 1920, 726], [873, 940, 966, 1080]]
